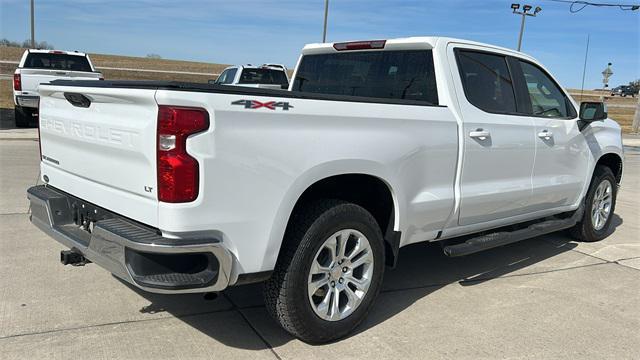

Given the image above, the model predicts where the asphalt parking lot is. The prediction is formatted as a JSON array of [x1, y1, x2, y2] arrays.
[[1, 132, 639, 359]]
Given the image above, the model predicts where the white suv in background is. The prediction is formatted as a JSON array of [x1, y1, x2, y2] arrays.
[[212, 63, 289, 89], [12, 49, 103, 127]]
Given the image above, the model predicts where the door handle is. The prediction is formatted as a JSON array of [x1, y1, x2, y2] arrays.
[[469, 129, 491, 140], [537, 130, 553, 139]]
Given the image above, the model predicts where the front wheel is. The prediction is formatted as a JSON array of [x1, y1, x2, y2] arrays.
[[264, 200, 385, 344], [570, 166, 618, 242]]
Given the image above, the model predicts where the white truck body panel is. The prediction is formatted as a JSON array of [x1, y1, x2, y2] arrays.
[[38, 86, 159, 226], [34, 36, 624, 280]]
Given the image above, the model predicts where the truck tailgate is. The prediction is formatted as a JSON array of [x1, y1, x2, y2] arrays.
[[38, 84, 159, 226], [20, 68, 101, 93]]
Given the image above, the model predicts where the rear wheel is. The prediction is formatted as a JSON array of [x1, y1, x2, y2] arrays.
[[264, 200, 385, 344], [570, 166, 617, 242]]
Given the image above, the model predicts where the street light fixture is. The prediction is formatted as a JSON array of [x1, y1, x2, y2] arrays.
[[511, 3, 541, 51]]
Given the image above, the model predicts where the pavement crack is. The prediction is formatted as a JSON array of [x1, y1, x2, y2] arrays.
[[550, 242, 640, 272], [458, 262, 612, 284], [382, 261, 613, 292], [0, 306, 238, 341], [223, 293, 283, 360]]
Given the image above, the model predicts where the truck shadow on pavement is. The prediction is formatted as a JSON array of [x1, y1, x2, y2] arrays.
[[127, 216, 622, 349]]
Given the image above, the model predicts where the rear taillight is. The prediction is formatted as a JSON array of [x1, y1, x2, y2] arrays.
[[333, 40, 386, 51], [13, 73, 21, 91], [157, 106, 209, 203]]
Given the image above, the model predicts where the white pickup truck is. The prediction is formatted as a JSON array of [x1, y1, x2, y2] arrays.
[[13, 49, 102, 127], [28, 37, 623, 343]]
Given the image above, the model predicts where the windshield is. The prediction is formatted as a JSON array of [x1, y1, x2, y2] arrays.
[[292, 50, 438, 104], [23, 53, 93, 72], [238, 68, 288, 86]]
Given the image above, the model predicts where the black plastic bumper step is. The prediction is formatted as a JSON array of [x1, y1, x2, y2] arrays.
[[133, 272, 211, 288], [443, 206, 583, 257]]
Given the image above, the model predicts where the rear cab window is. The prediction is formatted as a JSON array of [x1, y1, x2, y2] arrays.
[[292, 50, 438, 105], [23, 53, 93, 72], [239, 68, 289, 87]]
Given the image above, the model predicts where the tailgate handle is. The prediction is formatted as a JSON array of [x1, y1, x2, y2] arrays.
[[64, 92, 92, 108]]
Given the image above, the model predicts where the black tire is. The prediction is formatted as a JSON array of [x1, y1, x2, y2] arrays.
[[264, 200, 385, 344], [14, 106, 30, 128], [569, 165, 617, 242]]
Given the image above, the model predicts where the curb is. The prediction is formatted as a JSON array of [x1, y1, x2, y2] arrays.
[[0, 130, 39, 141]]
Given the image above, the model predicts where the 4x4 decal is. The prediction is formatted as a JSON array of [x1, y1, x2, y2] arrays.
[[231, 99, 293, 111]]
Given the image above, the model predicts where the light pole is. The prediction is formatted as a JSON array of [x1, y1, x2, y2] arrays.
[[30, 0, 35, 48], [322, 0, 329, 43], [511, 4, 541, 51]]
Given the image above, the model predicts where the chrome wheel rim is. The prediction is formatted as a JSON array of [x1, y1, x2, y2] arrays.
[[591, 179, 613, 231], [307, 229, 374, 321]]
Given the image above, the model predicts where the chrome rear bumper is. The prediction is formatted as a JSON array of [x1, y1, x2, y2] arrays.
[[27, 185, 232, 294]]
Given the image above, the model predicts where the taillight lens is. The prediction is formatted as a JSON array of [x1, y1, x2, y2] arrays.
[[157, 106, 209, 203], [13, 73, 21, 91]]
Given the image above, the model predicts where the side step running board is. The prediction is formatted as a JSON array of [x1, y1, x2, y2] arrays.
[[443, 206, 583, 257]]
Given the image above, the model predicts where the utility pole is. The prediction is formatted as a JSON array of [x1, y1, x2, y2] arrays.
[[30, 0, 35, 48], [322, 0, 329, 43], [632, 98, 640, 134], [510, 4, 541, 51]]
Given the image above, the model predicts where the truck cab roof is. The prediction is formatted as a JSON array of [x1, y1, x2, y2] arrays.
[[25, 49, 88, 57], [302, 36, 537, 62]]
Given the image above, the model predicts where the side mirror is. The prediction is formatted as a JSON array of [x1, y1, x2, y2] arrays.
[[208, 79, 217, 85], [281, 82, 289, 90], [579, 102, 607, 122]]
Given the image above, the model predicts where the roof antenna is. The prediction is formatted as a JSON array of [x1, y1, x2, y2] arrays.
[[579, 34, 590, 102]]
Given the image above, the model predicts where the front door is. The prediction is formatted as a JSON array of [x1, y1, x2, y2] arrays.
[[516, 60, 590, 211]]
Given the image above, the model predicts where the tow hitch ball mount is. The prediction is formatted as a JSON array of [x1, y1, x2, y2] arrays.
[[60, 249, 91, 266]]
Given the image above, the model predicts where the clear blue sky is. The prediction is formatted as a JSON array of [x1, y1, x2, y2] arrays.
[[1, 0, 638, 89]]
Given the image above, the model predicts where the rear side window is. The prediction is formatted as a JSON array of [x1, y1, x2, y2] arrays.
[[456, 50, 517, 114], [23, 53, 92, 72], [239, 68, 288, 86], [519, 61, 573, 118], [292, 50, 438, 105]]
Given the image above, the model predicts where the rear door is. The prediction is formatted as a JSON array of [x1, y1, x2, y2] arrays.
[[450, 47, 537, 226], [514, 59, 589, 211]]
